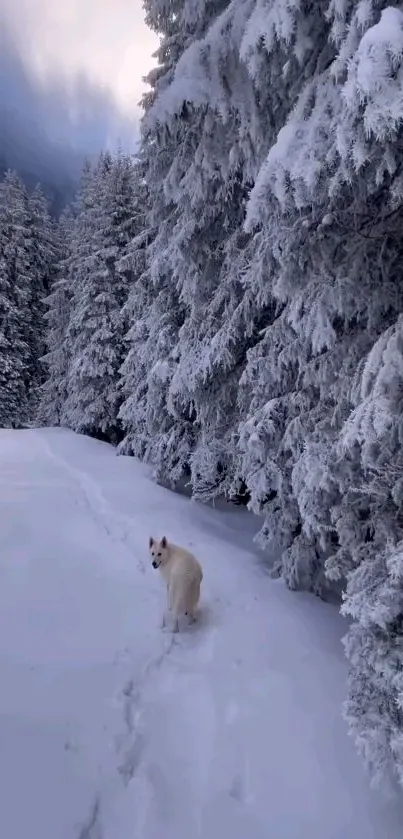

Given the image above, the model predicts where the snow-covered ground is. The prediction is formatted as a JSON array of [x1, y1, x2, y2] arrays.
[[0, 428, 402, 839]]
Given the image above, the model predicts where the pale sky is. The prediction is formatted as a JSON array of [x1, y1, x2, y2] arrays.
[[3, 0, 158, 115]]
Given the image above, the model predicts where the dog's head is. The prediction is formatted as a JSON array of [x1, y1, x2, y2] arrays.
[[149, 536, 169, 569]]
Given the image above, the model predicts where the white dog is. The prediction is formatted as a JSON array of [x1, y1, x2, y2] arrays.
[[149, 536, 203, 632]]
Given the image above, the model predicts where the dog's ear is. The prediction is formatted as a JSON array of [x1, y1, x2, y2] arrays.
[[161, 536, 167, 548], [149, 536, 154, 548]]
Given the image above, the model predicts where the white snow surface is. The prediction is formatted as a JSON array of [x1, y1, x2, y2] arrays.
[[0, 427, 402, 839]]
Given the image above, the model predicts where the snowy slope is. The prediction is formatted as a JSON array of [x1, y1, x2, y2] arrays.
[[0, 428, 402, 839]]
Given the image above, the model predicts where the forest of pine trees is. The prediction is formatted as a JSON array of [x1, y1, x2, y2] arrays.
[[1, 0, 403, 795]]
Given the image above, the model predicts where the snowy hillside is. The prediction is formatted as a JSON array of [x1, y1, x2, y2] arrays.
[[0, 427, 402, 839]]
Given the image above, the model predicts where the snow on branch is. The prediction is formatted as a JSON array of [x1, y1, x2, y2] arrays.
[[343, 6, 403, 142]]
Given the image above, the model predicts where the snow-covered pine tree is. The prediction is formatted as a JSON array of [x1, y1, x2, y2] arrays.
[[54, 159, 98, 427], [64, 152, 136, 442], [129, 0, 338, 512], [0, 170, 32, 426], [139, 0, 256, 499], [340, 317, 403, 791], [38, 206, 74, 425], [237, 0, 403, 788], [27, 184, 57, 413], [119, 0, 221, 479], [60, 157, 107, 431], [331, 5, 403, 791], [117, 153, 154, 458], [121, 0, 277, 494]]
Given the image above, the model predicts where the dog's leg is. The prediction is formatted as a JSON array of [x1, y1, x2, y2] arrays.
[[172, 616, 179, 633], [186, 581, 199, 625], [160, 585, 170, 630]]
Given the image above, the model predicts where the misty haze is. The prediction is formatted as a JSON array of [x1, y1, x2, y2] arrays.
[[0, 1, 146, 210]]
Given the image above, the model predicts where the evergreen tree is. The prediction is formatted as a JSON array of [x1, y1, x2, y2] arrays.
[[63, 152, 137, 442], [27, 183, 57, 412], [0, 171, 32, 426], [38, 206, 74, 425], [117, 155, 153, 458], [238, 0, 403, 786], [118, 0, 201, 477]]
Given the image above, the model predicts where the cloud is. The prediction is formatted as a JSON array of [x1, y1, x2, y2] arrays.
[[0, 3, 154, 211], [2, 0, 158, 114]]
